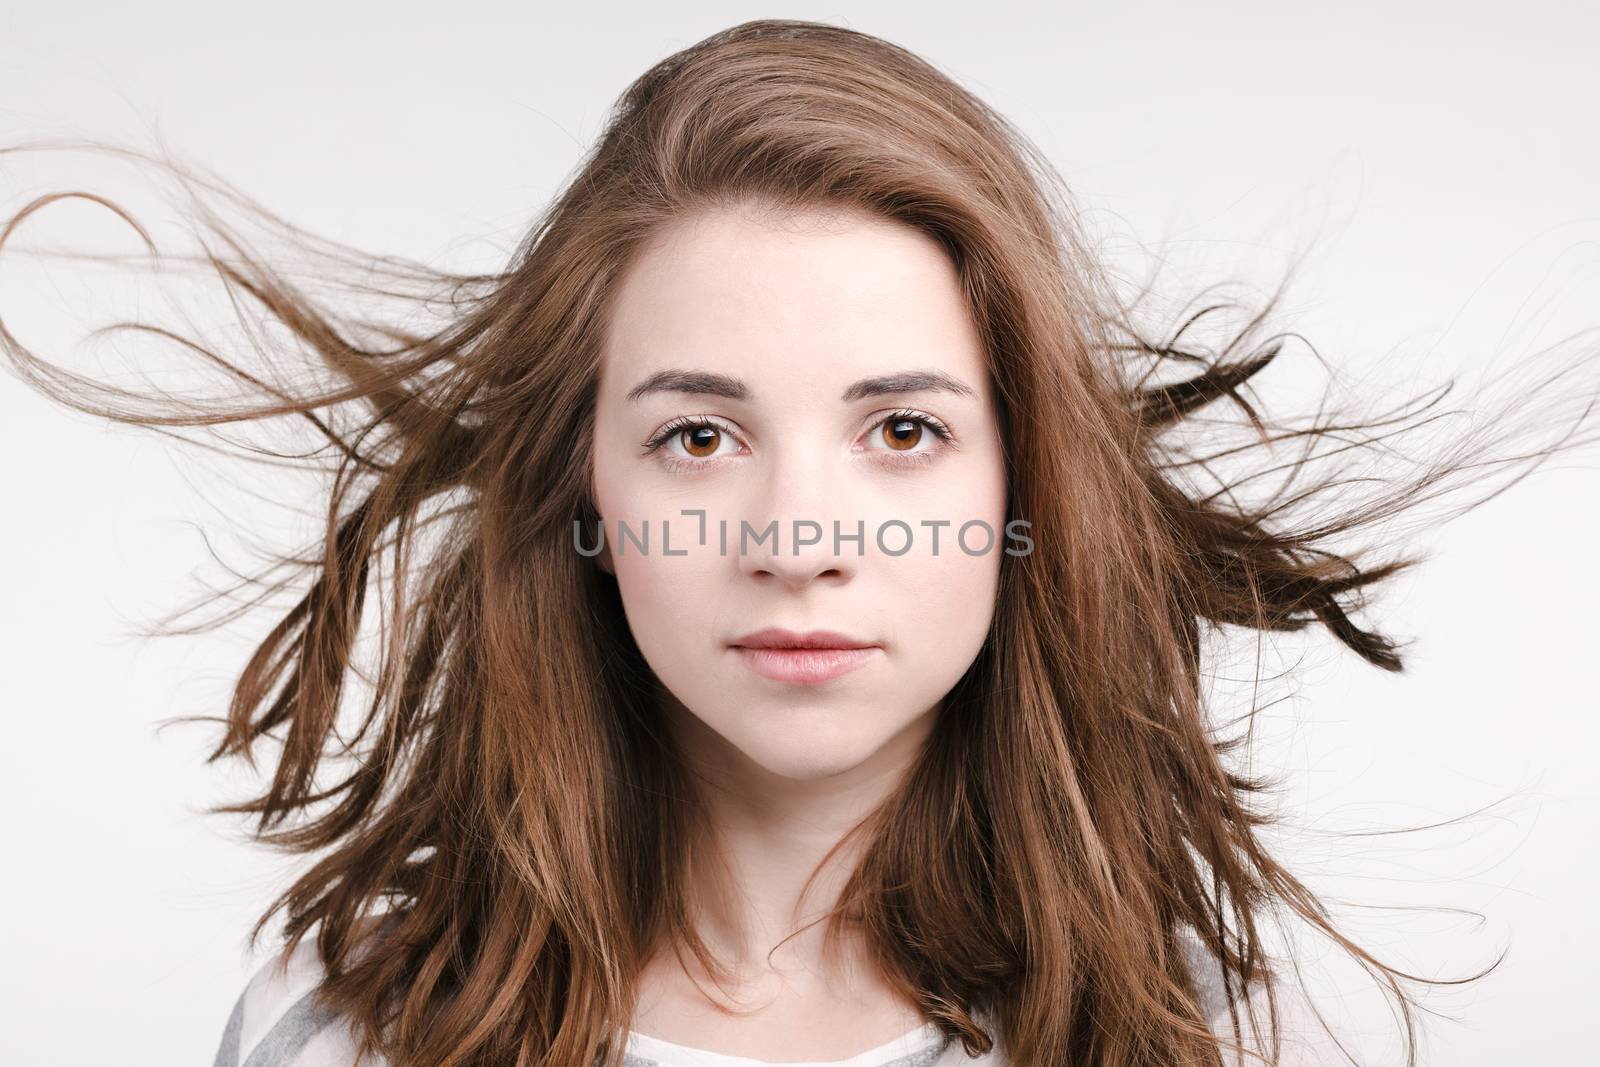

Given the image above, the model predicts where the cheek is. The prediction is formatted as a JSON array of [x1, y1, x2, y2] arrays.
[[614, 554, 687, 629], [610, 548, 726, 667], [896, 541, 1003, 657], [889, 460, 1007, 665]]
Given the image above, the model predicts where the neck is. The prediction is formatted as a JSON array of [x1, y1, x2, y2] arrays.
[[655, 688, 934, 996]]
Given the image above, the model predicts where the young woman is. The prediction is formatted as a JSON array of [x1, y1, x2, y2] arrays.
[[4, 17, 1593, 1067]]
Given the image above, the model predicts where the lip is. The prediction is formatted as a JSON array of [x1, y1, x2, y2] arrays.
[[731, 628, 877, 650], [729, 628, 881, 684]]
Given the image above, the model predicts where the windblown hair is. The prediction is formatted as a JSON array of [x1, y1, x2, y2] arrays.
[[4, 18, 1595, 1067]]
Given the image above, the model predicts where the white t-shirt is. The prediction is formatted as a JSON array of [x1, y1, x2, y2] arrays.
[[210, 933, 1318, 1067]]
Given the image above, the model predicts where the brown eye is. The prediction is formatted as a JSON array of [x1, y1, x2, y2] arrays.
[[682, 425, 722, 457], [882, 418, 922, 451]]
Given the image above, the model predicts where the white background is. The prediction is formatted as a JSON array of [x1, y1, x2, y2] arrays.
[[2, 3, 1596, 1064]]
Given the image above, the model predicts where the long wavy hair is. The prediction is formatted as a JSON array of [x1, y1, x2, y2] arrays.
[[4, 18, 1595, 1067]]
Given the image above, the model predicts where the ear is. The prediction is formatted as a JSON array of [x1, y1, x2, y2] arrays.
[[596, 538, 615, 576]]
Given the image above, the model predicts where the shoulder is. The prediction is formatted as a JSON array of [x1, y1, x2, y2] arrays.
[[1178, 932, 1337, 1066], [1178, 931, 1238, 1028], [211, 934, 387, 1067]]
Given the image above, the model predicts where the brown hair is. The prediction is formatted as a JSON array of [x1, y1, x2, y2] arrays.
[[4, 18, 1596, 1067]]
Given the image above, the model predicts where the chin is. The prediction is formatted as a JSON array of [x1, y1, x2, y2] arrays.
[[744, 748, 880, 783], [726, 719, 902, 782]]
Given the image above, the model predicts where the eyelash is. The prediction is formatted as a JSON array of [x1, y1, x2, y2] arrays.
[[641, 409, 956, 472]]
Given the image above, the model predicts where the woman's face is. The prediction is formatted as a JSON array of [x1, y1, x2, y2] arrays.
[[591, 203, 1008, 785]]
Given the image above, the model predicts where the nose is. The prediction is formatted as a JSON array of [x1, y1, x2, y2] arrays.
[[736, 450, 859, 590], [738, 525, 857, 588]]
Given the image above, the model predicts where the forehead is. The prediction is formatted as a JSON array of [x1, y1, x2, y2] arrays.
[[600, 204, 988, 397]]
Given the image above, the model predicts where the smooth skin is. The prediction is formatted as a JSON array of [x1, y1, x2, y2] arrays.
[[590, 201, 1009, 1058]]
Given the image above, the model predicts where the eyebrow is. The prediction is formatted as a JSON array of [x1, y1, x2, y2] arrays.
[[625, 368, 978, 404]]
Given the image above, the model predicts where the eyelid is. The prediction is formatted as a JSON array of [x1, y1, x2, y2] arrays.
[[860, 407, 955, 445], [640, 413, 747, 456]]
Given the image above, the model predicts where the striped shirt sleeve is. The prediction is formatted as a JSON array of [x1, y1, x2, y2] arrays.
[[211, 937, 383, 1067]]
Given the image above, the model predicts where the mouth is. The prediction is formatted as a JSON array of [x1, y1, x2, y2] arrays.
[[729, 628, 882, 684]]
